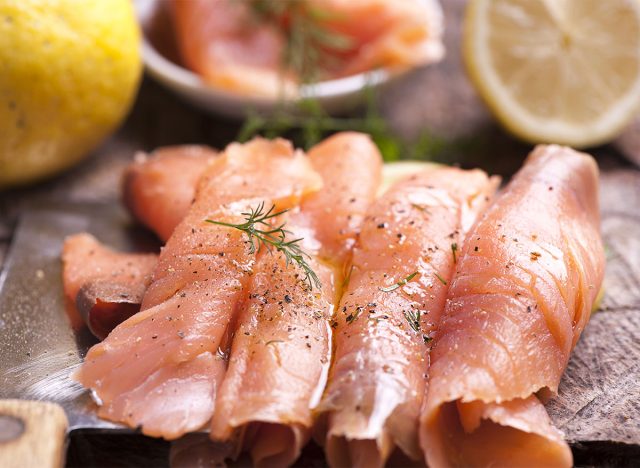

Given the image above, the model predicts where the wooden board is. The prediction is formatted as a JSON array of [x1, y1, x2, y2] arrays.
[[546, 170, 640, 459]]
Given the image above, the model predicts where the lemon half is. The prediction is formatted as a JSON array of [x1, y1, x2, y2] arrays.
[[464, 0, 640, 147]]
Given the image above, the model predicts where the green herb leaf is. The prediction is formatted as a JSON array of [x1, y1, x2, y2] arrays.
[[206, 202, 321, 290], [434, 272, 447, 285], [403, 309, 421, 333], [379, 271, 419, 293], [451, 242, 458, 264]]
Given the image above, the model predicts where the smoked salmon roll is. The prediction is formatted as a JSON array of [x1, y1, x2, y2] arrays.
[[317, 167, 499, 467], [210, 132, 383, 466], [76, 138, 322, 439], [420, 145, 605, 468], [62, 233, 158, 337], [123, 145, 218, 241]]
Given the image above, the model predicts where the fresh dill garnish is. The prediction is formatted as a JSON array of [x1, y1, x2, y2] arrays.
[[379, 271, 419, 292], [403, 309, 421, 333], [423, 334, 433, 344], [205, 202, 321, 290], [247, 0, 352, 83], [237, 89, 451, 161], [434, 272, 447, 285], [451, 242, 458, 263]]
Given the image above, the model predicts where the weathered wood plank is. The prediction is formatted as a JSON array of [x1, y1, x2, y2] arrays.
[[598, 171, 640, 312], [546, 169, 640, 449], [547, 311, 640, 444]]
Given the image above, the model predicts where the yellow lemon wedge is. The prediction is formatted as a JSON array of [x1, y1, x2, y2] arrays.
[[463, 0, 640, 147], [0, 0, 141, 188]]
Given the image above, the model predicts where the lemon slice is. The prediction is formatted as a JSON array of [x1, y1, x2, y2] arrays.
[[463, 0, 640, 147]]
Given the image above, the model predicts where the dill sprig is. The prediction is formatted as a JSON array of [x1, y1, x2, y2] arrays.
[[237, 89, 457, 162], [247, 0, 353, 83], [404, 309, 432, 344], [403, 309, 421, 333], [434, 272, 447, 285], [379, 271, 419, 293], [451, 242, 458, 264], [205, 202, 321, 290]]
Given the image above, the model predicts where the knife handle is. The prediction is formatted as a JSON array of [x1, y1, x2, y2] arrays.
[[0, 400, 68, 468]]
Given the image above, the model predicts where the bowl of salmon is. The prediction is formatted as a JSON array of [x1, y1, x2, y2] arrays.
[[135, 0, 444, 119]]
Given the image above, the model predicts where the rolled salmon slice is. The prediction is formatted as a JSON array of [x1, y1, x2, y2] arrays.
[[62, 233, 158, 336], [76, 138, 322, 439], [420, 145, 605, 467], [210, 132, 383, 466], [123, 145, 218, 242], [317, 167, 499, 467], [301, 132, 384, 266]]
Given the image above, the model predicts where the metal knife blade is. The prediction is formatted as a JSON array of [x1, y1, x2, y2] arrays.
[[0, 203, 159, 433]]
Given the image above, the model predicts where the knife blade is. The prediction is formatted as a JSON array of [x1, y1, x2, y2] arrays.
[[0, 203, 159, 435]]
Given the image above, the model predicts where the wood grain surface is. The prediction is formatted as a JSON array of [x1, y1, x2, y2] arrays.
[[0, 400, 68, 468], [0, 1, 639, 466]]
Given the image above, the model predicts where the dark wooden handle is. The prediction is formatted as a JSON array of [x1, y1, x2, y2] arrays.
[[0, 400, 68, 468]]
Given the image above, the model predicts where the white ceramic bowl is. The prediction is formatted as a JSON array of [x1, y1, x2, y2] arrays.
[[135, 0, 440, 120]]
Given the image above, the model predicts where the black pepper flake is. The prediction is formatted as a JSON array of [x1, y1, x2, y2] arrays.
[[177, 331, 185, 339], [284, 295, 293, 303], [377, 222, 387, 229]]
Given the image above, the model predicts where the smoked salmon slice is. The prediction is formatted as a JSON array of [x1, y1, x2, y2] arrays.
[[420, 145, 605, 468], [316, 167, 498, 467], [62, 233, 158, 337], [123, 145, 218, 241], [171, 0, 296, 97], [210, 132, 383, 466], [76, 138, 322, 439], [307, 0, 444, 78]]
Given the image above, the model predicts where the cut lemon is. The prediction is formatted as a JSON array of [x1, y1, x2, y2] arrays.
[[463, 0, 640, 147]]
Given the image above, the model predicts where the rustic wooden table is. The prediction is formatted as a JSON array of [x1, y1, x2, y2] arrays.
[[1, 1, 638, 466]]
